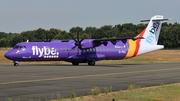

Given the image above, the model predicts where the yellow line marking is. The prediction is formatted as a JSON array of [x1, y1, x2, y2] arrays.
[[0, 67, 180, 85]]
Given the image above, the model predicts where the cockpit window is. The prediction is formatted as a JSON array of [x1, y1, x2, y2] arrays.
[[13, 45, 26, 49], [20, 46, 26, 49], [23, 46, 26, 49], [13, 45, 19, 49]]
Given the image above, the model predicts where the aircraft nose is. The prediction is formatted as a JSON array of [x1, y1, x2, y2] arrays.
[[4, 51, 13, 59]]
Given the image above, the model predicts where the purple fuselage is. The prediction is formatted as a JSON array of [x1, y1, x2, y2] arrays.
[[4, 39, 130, 63]]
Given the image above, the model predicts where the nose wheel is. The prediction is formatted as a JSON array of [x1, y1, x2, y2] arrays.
[[14, 63, 18, 66], [13, 61, 19, 66]]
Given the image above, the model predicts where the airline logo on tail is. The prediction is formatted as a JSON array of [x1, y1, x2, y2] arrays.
[[146, 22, 160, 44]]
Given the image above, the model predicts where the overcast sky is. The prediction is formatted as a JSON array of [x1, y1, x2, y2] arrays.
[[0, 0, 179, 33]]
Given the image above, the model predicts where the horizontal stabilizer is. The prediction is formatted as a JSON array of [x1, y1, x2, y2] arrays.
[[141, 15, 173, 22], [141, 18, 173, 22]]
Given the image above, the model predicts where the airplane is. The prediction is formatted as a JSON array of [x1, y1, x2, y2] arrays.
[[4, 15, 171, 66]]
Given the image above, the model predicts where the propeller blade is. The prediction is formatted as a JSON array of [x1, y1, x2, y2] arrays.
[[69, 31, 84, 50], [69, 33, 78, 43], [77, 31, 80, 42], [71, 46, 77, 49], [79, 38, 84, 43]]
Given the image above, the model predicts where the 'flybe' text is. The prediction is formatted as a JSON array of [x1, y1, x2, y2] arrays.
[[146, 22, 160, 44], [32, 46, 59, 58]]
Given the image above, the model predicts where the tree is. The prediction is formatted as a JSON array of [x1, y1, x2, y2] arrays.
[[69, 26, 83, 39], [84, 27, 97, 38], [0, 38, 7, 47], [0, 32, 8, 39], [34, 28, 46, 41], [20, 31, 35, 42], [1, 22, 180, 49], [11, 34, 23, 46]]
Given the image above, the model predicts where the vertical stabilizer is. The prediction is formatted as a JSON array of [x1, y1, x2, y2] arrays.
[[135, 15, 171, 56], [140, 15, 165, 45]]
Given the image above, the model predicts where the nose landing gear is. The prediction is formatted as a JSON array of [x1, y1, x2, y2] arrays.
[[13, 61, 19, 66]]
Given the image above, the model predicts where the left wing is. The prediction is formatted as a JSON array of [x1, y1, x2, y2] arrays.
[[92, 36, 144, 46], [93, 36, 144, 42]]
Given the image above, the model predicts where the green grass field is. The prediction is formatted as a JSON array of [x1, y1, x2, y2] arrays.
[[52, 83, 180, 101]]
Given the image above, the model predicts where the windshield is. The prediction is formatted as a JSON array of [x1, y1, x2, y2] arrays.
[[13, 45, 26, 49], [13, 45, 19, 49]]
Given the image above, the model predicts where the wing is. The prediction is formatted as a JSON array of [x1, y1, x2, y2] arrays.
[[92, 36, 144, 46], [93, 36, 144, 42]]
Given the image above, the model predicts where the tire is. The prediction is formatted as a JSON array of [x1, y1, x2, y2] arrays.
[[14, 63, 18, 66], [72, 62, 79, 66], [88, 60, 95, 66]]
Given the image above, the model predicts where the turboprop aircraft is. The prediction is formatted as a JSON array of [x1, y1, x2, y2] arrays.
[[4, 15, 171, 66]]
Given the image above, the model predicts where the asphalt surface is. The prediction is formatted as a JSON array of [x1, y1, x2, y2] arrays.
[[0, 63, 180, 101]]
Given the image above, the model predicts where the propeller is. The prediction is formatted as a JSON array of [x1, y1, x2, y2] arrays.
[[69, 31, 84, 50]]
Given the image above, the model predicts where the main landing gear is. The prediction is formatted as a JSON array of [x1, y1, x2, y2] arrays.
[[72, 62, 79, 66], [13, 61, 19, 66], [72, 60, 96, 66], [88, 60, 95, 66]]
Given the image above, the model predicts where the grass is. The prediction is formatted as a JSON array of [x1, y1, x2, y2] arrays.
[[50, 83, 180, 101], [0, 49, 12, 64], [111, 84, 180, 101]]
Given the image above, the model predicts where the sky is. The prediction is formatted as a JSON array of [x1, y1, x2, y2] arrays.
[[0, 0, 179, 33]]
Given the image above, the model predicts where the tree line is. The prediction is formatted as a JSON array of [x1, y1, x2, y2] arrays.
[[0, 22, 180, 49]]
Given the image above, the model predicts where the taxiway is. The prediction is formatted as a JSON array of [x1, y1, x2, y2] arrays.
[[0, 63, 180, 100]]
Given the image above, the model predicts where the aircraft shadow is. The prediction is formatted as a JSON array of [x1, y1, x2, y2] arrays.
[[15, 63, 145, 68]]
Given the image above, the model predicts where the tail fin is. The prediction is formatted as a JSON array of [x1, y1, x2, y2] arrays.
[[138, 15, 171, 45]]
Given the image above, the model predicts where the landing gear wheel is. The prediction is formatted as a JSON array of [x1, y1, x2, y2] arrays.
[[13, 61, 19, 66], [14, 63, 18, 66], [72, 62, 79, 66], [88, 60, 95, 66]]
